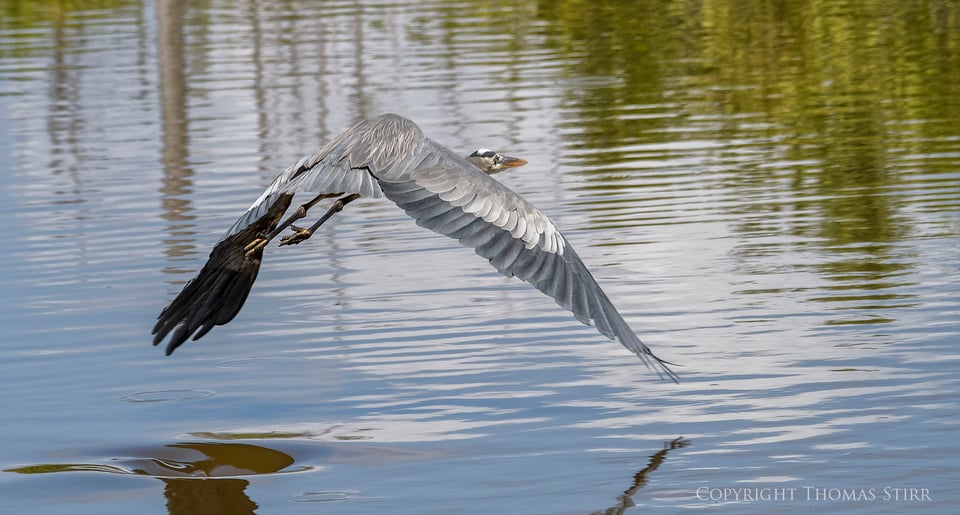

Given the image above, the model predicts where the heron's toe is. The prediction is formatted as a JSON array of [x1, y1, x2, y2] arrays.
[[279, 226, 311, 246], [243, 237, 269, 257]]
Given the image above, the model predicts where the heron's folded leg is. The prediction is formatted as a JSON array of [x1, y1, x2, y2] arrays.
[[280, 193, 361, 247], [244, 192, 341, 256]]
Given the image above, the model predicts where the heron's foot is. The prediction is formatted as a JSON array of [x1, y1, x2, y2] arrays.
[[243, 237, 269, 257], [279, 225, 312, 246]]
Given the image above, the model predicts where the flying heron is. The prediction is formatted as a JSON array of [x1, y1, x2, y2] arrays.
[[153, 114, 677, 382]]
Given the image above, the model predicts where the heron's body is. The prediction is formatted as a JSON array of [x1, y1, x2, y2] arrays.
[[153, 114, 676, 381]]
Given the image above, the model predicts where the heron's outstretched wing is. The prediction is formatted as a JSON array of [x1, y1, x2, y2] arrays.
[[153, 115, 423, 354], [377, 142, 677, 381]]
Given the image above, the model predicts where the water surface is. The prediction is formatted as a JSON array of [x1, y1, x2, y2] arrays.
[[0, 1, 958, 513]]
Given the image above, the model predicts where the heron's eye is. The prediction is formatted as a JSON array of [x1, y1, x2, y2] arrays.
[[493, 154, 502, 164]]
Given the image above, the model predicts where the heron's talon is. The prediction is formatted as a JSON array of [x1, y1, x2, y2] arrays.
[[243, 237, 269, 257], [279, 226, 312, 246]]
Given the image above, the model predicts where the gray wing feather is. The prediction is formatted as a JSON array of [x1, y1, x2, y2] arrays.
[[377, 143, 676, 381], [223, 155, 384, 241], [222, 114, 427, 241]]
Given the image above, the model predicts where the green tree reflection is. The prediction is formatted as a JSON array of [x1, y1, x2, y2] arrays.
[[536, 0, 959, 303]]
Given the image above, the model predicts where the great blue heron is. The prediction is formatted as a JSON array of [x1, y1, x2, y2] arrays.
[[153, 114, 677, 382]]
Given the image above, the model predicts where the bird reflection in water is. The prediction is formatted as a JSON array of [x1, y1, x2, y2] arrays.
[[5, 442, 304, 515], [592, 437, 690, 515]]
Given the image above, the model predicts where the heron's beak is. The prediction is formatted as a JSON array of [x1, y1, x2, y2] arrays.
[[499, 155, 527, 169]]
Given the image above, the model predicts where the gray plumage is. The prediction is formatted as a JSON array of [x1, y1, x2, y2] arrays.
[[153, 114, 677, 382]]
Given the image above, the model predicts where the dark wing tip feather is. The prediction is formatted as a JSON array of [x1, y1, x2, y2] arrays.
[[621, 324, 680, 383], [653, 355, 681, 384], [152, 241, 263, 355], [152, 194, 293, 354], [636, 355, 680, 384], [627, 338, 680, 384]]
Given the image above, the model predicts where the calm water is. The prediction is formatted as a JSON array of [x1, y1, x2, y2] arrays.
[[1, 0, 958, 513]]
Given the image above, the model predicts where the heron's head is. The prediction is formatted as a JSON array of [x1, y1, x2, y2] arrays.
[[466, 148, 527, 175]]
